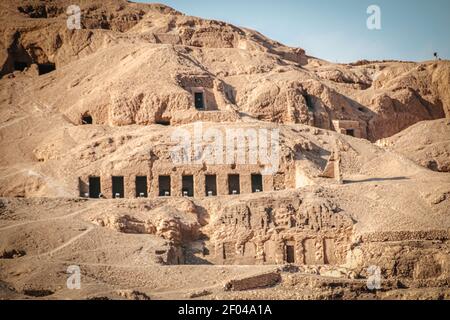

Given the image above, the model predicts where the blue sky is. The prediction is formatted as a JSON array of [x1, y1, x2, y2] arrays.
[[136, 0, 450, 63]]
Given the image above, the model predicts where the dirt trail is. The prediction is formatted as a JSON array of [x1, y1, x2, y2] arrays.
[[0, 205, 94, 231]]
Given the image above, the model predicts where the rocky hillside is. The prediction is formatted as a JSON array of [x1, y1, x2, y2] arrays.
[[377, 119, 450, 172], [0, 0, 448, 142], [1, 0, 450, 301]]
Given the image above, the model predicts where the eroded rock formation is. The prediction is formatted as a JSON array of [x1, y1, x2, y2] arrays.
[[0, 0, 449, 300]]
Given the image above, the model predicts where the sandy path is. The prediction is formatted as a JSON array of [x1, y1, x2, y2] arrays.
[[0, 204, 94, 231]]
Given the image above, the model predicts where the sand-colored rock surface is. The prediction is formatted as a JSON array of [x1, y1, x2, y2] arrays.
[[377, 119, 450, 172], [0, 0, 448, 140], [0, 0, 449, 300]]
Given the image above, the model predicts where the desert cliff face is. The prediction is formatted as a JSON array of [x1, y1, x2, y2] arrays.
[[0, 0, 449, 300], [1, 0, 448, 140], [377, 119, 450, 173]]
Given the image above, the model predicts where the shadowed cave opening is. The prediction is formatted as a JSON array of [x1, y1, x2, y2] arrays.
[[135, 176, 148, 198], [18, 5, 48, 18], [23, 289, 54, 297], [228, 174, 240, 195], [205, 175, 217, 196], [251, 174, 263, 193], [5, 42, 33, 76], [304, 94, 315, 111], [89, 177, 101, 199], [194, 91, 205, 110], [112, 176, 124, 199], [286, 244, 295, 264], [38, 62, 56, 75], [182, 175, 194, 197], [82, 114, 93, 125], [159, 176, 171, 197], [14, 61, 28, 71], [156, 119, 171, 126]]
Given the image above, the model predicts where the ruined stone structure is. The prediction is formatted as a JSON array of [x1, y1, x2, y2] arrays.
[[190, 194, 354, 266], [319, 150, 343, 183], [332, 120, 366, 139], [76, 121, 311, 200], [78, 164, 296, 199], [170, 74, 240, 125]]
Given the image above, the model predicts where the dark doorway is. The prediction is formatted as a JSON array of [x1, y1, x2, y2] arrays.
[[182, 175, 194, 197], [228, 174, 240, 195], [89, 177, 101, 199], [303, 94, 314, 111], [135, 176, 148, 198], [223, 243, 236, 260], [251, 174, 263, 193], [14, 61, 28, 72], [82, 114, 93, 125], [156, 120, 170, 126], [345, 129, 355, 137], [286, 244, 295, 264], [159, 176, 171, 196], [38, 63, 55, 75], [205, 175, 217, 196], [194, 92, 205, 110], [112, 176, 124, 198]]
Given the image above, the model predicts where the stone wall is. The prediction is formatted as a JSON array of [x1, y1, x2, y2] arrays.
[[177, 74, 233, 112], [349, 230, 450, 284], [332, 120, 366, 139], [196, 193, 354, 266], [77, 134, 304, 199], [78, 164, 298, 199]]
